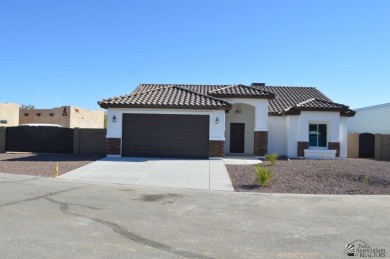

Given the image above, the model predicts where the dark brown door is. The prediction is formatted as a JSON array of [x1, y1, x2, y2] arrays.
[[230, 123, 245, 153], [122, 114, 209, 158], [359, 133, 375, 158]]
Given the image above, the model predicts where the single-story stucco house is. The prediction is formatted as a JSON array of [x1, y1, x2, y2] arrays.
[[98, 83, 355, 159]]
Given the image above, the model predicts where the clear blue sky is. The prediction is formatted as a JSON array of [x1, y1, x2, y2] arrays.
[[1, 0, 389, 110]]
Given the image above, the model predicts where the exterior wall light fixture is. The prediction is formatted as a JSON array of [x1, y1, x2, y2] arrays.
[[215, 117, 219, 124], [234, 104, 242, 114], [112, 115, 117, 123]]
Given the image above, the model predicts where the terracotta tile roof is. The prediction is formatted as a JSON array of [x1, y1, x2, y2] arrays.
[[133, 84, 230, 95], [207, 84, 275, 99], [98, 85, 232, 110], [99, 83, 355, 116], [252, 85, 333, 114], [251, 85, 355, 116], [286, 98, 350, 111]]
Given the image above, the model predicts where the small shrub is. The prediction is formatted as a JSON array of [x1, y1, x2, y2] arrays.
[[362, 175, 370, 193], [265, 153, 279, 166], [326, 161, 334, 171], [254, 165, 273, 187]]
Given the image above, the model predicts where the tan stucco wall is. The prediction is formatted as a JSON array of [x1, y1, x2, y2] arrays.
[[69, 106, 104, 129], [381, 135, 390, 160], [0, 103, 20, 126], [19, 106, 71, 127], [375, 134, 390, 161], [19, 106, 104, 128], [347, 133, 359, 158]]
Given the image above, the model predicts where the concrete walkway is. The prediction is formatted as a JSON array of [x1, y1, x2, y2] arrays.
[[223, 155, 262, 165], [59, 157, 234, 191]]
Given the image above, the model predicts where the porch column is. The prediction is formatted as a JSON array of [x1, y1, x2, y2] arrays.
[[254, 100, 269, 156], [209, 141, 225, 157], [106, 138, 121, 155], [209, 110, 226, 157], [254, 131, 268, 156]]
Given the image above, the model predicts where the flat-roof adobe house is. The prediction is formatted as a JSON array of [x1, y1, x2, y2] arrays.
[[0, 103, 104, 129], [99, 83, 355, 159]]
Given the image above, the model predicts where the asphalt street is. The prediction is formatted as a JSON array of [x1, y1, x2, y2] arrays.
[[0, 173, 389, 259]]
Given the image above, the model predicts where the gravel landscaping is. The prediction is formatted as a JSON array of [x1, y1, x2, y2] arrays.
[[0, 153, 104, 177], [226, 158, 390, 194]]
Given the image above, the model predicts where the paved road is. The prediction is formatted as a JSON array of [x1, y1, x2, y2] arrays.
[[0, 173, 389, 259]]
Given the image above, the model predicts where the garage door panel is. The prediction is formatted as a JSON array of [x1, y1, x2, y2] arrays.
[[122, 114, 209, 158], [124, 124, 207, 132]]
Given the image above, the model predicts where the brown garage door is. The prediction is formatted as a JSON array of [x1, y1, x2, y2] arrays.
[[122, 114, 209, 158]]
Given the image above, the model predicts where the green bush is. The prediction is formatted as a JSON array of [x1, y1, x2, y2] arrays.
[[265, 153, 279, 166], [362, 175, 370, 193], [254, 165, 273, 187]]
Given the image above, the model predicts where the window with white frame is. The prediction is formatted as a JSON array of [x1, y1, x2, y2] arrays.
[[309, 124, 327, 147]]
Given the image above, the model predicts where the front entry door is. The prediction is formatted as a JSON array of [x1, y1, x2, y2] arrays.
[[230, 123, 245, 153]]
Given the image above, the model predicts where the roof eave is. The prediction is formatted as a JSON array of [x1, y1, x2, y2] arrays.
[[281, 107, 355, 116], [297, 107, 350, 112], [97, 103, 232, 111]]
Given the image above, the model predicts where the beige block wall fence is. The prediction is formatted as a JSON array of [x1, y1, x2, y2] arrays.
[[347, 134, 359, 158], [375, 134, 390, 160], [19, 106, 104, 128], [0, 103, 20, 127], [0, 127, 106, 155], [347, 133, 390, 160], [0, 127, 5, 153], [73, 128, 106, 155]]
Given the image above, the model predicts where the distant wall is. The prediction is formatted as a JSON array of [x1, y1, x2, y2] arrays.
[[20, 106, 104, 128], [0, 127, 5, 153], [347, 133, 390, 160], [375, 134, 390, 161], [73, 128, 107, 155], [69, 106, 104, 129], [0, 103, 19, 127], [347, 133, 359, 158], [1, 126, 106, 155], [20, 106, 71, 127]]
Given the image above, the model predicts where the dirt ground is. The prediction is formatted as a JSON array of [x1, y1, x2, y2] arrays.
[[0, 153, 104, 177], [226, 158, 390, 194]]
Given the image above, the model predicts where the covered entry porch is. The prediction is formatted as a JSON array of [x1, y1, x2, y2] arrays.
[[223, 98, 269, 157]]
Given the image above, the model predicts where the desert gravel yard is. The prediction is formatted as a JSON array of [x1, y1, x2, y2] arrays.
[[227, 158, 390, 194], [0, 153, 104, 177]]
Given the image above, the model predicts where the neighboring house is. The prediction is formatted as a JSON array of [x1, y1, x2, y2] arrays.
[[0, 103, 105, 128], [99, 83, 355, 159], [0, 103, 19, 127], [348, 103, 390, 134]]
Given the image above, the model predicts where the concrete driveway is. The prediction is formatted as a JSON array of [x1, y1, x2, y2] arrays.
[[59, 157, 234, 191]]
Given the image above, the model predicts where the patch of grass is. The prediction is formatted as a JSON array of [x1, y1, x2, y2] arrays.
[[326, 161, 335, 171], [254, 165, 273, 187], [362, 175, 370, 193], [265, 153, 279, 166]]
